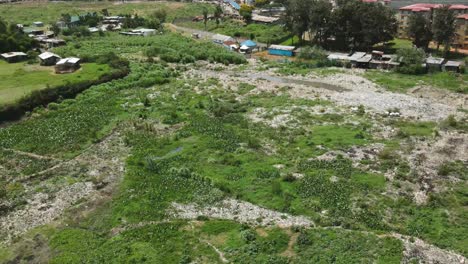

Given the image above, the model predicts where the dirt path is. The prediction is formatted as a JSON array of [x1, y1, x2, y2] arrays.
[[171, 198, 314, 228]]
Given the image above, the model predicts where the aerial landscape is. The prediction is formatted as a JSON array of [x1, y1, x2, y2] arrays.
[[0, 0, 466, 263]]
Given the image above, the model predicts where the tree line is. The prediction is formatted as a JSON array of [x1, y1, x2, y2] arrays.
[[283, 0, 397, 51], [0, 18, 37, 53]]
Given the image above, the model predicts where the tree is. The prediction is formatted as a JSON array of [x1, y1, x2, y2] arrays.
[[153, 8, 167, 24], [307, 0, 333, 45], [0, 18, 37, 53], [283, 0, 311, 44], [51, 23, 61, 36], [432, 5, 456, 57], [396, 47, 426, 74], [101, 9, 109, 17], [407, 13, 432, 50], [240, 4, 254, 23], [330, 0, 397, 51], [214, 5, 223, 27], [202, 7, 209, 30]]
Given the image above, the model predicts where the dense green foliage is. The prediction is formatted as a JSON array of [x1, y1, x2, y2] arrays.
[[284, 0, 397, 50], [0, 17, 37, 53]]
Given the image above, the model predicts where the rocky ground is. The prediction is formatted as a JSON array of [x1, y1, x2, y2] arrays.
[[0, 129, 129, 245]]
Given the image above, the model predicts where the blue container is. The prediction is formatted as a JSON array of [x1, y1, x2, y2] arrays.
[[268, 49, 293, 57]]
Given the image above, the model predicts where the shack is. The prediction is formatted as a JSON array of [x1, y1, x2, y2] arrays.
[[268, 45, 295, 57], [240, 40, 257, 52], [356, 54, 372, 68], [212, 34, 235, 45], [38, 52, 61, 66], [55, 57, 80, 73], [33, 21, 43, 27], [1, 52, 27, 63], [443, 60, 462, 72], [426, 57, 445, 71], [120, 28, 156, 37]]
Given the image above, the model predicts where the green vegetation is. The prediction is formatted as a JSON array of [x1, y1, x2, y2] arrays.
[[365, 70, 468, 93], [0, 61, 111, 105], [0, 2, 466, 263], [0, 2, 214, 24], [177, 20, 290, 44]]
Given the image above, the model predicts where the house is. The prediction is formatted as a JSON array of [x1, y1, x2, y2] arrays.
[[120, 28, 156, 37], [56, 21, 67, 30], [443, 60, 462, 72], [251, 14, 280, 24], [268, 45, 295, 57], [223, 40, 238, 51], [425, 57, 445, 71], [356, 54, 372, 68], [1, 52, 27, 63], [103, 16, 124, 24], [397, 4, 468, 38], [454, 14, 468, 49], [38, 52, 61, 66], [55, 57, 80, 73], [240, 40, 257, 52], [23, 28, 44, 36], [224, 0, 240, 10], [349, 52, 366, 66], [212, 34, 235, 44], [42, 38, 66, 48], [33, 21, 43, 27], [69, 16, 80, 26]]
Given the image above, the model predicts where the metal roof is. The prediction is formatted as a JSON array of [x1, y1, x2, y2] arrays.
[[38, 52, 60, 60], [444, 61, 462, 67], [240, 40, 257, 47], [56, 57, 80, 65], [1, 52, 27, 58], [426, 57, 444, 65], [269, 45, 295, 51]]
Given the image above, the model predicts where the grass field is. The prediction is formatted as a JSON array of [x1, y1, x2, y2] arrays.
[[365, 70, 468, 93], [175, 19, 290, 44], [0, 61, 111, 105], [0, 2, 214, 25], [0, 2, 466, 263]]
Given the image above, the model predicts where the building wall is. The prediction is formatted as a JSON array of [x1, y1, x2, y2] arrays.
[[268, 49, 293, 57], [454, 18, 468, 49]]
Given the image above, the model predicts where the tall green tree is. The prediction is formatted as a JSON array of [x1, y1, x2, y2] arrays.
[[202, 7, 209, 30], [407, 13, 432, 50], [307, 0, 333, 45], [0, 18, 37, 53], [283, 0, 312, 44], [432, 5, 456, 57], [214, 5, 223, 27], [240, 4, 254, 23], [330, 0, 397, 51]]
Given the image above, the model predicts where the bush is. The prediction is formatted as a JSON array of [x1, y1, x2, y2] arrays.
[[396, 48, 427, 74], [298, 46, 327, 61]]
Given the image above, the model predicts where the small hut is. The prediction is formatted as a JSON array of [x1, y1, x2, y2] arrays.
[[38, 52, 61, 66], [55, 57, 80, 73], [443, 61, 462, 72], [1, 52, 27, 63], [268, 45, 295, 57]]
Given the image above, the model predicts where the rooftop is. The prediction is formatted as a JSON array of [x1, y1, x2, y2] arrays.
[[1, 52, 27, 58], [400, 3, 468, 12], [38, 52, 60, 60], [56, 57, 80, 65], [269, 45, 295, 51]]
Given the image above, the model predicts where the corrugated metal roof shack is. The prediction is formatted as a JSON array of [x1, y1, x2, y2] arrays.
[[268, 45, 295, 57]]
